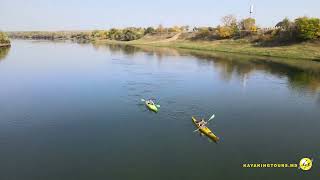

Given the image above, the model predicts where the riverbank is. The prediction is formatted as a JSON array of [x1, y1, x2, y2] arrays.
[[0, 43, 11, 48], [8, 31, 320, 60], [94, 39, 320, 61]]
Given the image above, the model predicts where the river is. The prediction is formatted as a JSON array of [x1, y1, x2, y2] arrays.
[[0, 40, 319, 180]]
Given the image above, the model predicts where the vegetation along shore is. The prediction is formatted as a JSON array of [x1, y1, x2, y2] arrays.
[[7, 16, 320, 60], [0, 32, 11, 47]]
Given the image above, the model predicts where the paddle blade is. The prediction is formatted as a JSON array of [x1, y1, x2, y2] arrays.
[[156, 104, 160, 108], [193, 129, 200, 132], [208, 114, 215, 121], [141, 99, 146, 102]]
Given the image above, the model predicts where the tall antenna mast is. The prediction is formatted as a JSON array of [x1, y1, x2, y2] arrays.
[[250, 4, 254, 17]]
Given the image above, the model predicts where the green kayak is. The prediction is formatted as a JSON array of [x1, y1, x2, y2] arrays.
[[145, 100, 158, 112]]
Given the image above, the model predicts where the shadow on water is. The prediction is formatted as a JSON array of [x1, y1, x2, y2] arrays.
[[0, 47, 10, 61], [92, 43, 320, 94]]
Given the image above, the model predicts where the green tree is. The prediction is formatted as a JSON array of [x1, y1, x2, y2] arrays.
[[121, 29, 141, 41], [108, 28, 121, 40], [295, 17, 320, 40], [145, 27, 155, 35], [276, 17, 292, 31]]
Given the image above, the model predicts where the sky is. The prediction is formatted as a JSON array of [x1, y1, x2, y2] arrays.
[[1, 0, 320, 31]]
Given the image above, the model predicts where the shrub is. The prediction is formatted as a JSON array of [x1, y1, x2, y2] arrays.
[[121, 29, 144, 41], [168, 26, 182, 33], [91, 30, 108, 39], [271, 18, 298, 42], [107, 28, 144, 41], [108, 28, 121, 40], [276, 17, 292, 31], [216, 26, 234, 39], [0, 32, 10, 44], [191, 27, 219, 40]]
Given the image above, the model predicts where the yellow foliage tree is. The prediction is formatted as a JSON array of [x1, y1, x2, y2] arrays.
[[216, 26, 234, 38]]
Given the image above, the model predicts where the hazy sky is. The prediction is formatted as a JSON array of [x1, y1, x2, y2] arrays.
[[1, 0, 319, 31]]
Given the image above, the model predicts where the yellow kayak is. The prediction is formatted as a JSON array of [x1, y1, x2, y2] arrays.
[[192, 117, 219, 142]]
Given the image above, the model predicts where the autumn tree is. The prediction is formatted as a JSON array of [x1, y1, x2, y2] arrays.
[[217, 15, 239, 39], [221, 15, 237, 27], [216, 26, 234, 38], [240, 18, 257, 32]]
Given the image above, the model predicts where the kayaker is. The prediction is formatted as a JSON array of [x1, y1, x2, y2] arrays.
[[148, 99, 155, 105], [198, 119, 207, 127]]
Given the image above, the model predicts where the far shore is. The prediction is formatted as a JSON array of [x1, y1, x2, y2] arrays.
[[6, 15, 320, 61], [7, 31, 320, 61]]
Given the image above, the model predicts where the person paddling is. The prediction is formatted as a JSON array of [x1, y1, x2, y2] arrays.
[[146, 99, 155, 105], [141, 98, 160, 112], [197, 118, 208, 128]]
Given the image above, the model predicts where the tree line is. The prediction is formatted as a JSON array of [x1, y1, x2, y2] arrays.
[[192, 15, 320, 44], [6, 15, 320, 44], [7, 26, 185, 42]]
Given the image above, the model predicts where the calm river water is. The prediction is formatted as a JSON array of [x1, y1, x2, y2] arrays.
[[0, 40, 319, 180]]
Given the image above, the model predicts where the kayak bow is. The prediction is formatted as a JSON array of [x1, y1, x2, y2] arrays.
[[192, 116, 219, 142]]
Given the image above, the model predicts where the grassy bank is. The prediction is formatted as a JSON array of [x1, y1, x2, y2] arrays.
[[95, 39, 320, 61]]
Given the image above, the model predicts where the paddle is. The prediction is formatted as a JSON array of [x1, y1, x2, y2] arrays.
[[193, 129, 200, 132], [150, 97, 160, 107], [207, 114, 215, 122]]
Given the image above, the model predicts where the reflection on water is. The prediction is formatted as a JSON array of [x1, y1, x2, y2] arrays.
[[0, 47, 10, 61], [93, 43, 181, 59], [188, 51, 320, 94], [93, 43, 320, 95]]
